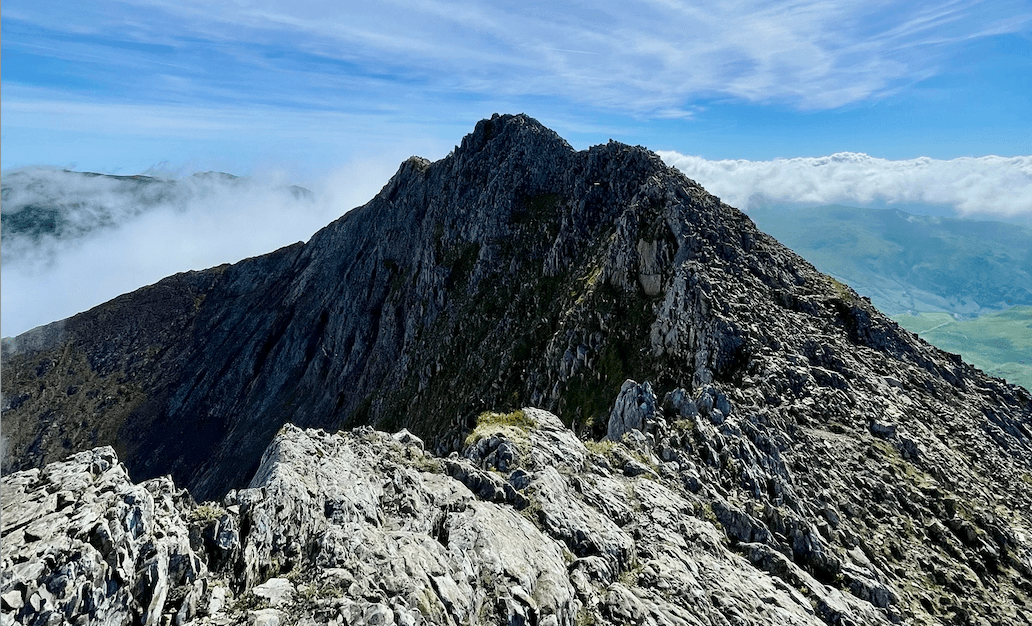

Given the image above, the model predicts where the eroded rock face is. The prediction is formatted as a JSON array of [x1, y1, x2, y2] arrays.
[[5, 404, 1032, 626], [0, 447, 215, 626], [606, 379, 658, 442], [2, 115, 1032, 626], [3, 114, 1031, 514]]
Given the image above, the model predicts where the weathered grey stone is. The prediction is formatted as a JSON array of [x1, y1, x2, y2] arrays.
[[1, 588, 24, 611], [252, 577, 295, 608], [5, 411, 1031, 626], [869, 419, 897, 439], [663, 388, 698, 420], [249, 607, 286, 626], [622, 458, 657, 478], [391, 429, 425, 450], [608, 380, 658, 442], [0, 448, 209, 626]]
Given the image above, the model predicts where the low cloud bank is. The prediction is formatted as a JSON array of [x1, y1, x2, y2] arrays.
[[1, 163, 397, 337], [658, 151, 1032, 218]]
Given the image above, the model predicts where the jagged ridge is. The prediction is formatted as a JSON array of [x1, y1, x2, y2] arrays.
[[2, 113, 1032, 625]]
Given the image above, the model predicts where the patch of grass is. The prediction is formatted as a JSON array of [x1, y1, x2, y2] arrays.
[[699, 502, 719, 526], [617, 562, 644, 586], [297, 578, 350, 603], [624, 446, 655, 471], [189, 503, 225, 523], [227, 591, 269, 614], [464, 409, 536, 449], [870, 438, 938, 491], [584, 439, 616, 457], [576, 606, 598, 626], [519, 491, 544, 527], [400, 450, 444, 474], [574, 265, 604, 306], [827, 276, 857, 303], [673, 418, 696, 433]]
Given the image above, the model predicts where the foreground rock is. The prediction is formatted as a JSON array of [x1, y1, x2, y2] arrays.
[[5, 404, 1032, 625], [0, 447, 210, 625]]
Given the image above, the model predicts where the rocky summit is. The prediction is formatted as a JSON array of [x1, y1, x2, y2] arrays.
[[2, 114, 1032, 626]]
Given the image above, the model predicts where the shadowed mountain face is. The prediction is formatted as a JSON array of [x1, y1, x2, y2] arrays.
[[3, 115, 1031, 498], [3, 114, 1032, 625]]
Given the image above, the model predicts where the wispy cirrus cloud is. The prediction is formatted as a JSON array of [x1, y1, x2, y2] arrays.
[[4, 0, 1029, 118], [659, 150, 1032, 217]]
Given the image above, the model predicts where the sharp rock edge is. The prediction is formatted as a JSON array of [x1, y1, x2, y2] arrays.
[[2, 113, 1032, 626]]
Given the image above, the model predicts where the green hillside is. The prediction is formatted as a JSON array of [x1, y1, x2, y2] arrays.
[[748, 205, 1032, 316], [747, 205, 1032, 392], [893, 307, 1032, 391]]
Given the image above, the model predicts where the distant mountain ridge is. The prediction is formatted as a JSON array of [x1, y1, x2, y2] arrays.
[[0, 167, 313, 264], [747, 204, 1032, 390], [1, 169, 178, 254], [894, 307, 1032, 391]]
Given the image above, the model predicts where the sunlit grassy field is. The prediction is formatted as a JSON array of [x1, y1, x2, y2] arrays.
[[893, 306, 1032, 392]]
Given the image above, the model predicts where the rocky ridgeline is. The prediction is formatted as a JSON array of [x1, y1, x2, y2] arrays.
[[2, 115, 1030, 503], [4, 397, 1032, 626], [3, 114, 1032, 624]]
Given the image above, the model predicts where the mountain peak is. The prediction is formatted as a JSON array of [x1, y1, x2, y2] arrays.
[[458, 113, 573, 156], [5, 115, 1028, 497], [3, 115, 1032, 625]]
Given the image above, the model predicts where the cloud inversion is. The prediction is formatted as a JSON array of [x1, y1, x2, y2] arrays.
[[1, 164, 397, 337], [659, 151, 1032, 218]]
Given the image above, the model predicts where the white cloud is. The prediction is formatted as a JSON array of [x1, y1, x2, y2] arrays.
[[658, 150, 1032, 217], [1, 162, 399, 337]]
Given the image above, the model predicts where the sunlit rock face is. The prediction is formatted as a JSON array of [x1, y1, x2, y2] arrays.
[[4, 403, 1032, 626], [2, 114, 1032, 625]]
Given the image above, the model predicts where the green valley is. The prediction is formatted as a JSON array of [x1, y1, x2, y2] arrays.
[[893, 307, 1032, 391], [749, 205, 1032, 391]]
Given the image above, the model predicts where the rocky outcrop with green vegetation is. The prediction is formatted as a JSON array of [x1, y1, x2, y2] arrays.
[[4, 403, 1032, 625], [3, 114, 1032, 625]]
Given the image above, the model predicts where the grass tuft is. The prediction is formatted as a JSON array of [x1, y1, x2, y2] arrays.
[[464, 409, 536, 449]]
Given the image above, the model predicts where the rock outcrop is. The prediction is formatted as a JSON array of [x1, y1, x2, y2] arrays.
[[2, 114, 1032, 625], [12, 406, 1027, 626]]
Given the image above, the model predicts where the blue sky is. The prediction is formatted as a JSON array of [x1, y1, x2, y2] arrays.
[[3, 0, 1032, 336], [4, 0, 1031, 177]]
